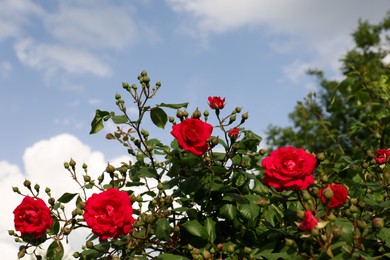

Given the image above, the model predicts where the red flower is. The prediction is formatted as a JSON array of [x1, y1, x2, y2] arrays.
[[228, 127, 239, 139], [299, 210, 318, 232], [84, 188, 135, 240], [319, 184, 348, 208], [171, 118, 213, 156], [13, 196, 53, 239], [208, 96, 225, 109], [261, 146, 316, 191], [375, 148, 390, 164]]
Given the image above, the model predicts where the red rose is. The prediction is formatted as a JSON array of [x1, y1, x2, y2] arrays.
[[319, 184, 348, 208], [171, 118, 213, 156], [261, 146, 316, 191], [13, 196, 53, 239], [299, 210, 318, 232], [208, 96, 225, 109], [84, 188, 135, 240], [228, 127, 239, 139], [375, 148, 390, 164]]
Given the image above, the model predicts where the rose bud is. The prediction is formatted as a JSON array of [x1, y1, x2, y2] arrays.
[[208, 96, 225, 110]]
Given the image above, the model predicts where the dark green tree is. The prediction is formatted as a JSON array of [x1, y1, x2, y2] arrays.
[[266, 12, 390, 165]]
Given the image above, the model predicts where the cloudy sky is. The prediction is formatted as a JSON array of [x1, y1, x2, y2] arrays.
[[0, 0, 389, 257]]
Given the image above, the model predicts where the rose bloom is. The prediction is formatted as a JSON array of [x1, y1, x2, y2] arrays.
[[375, 148, 390, 164], [261, 146, 316, 191], [208, 96, 225, 109], [228, 127, 239, 139], [171, 118, 213, 156], [299, 210, 318, 232], [84, 188, 135, 240], [319, 183, 348, 208], [13, 196, 53, 239]]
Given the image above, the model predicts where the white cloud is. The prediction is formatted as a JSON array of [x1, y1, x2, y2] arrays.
[[166, 0, 389, 80], [0, 133, 131, 257], [0, 0, 43, 41], [44, 0, 140, 50], [14, 38, 112, 78]]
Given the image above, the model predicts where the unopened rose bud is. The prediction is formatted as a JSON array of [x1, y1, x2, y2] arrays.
[[217, 243, 224, 251], [69, 158, 76, 167], [192, 108, 201, 119], [227, 244, 235, 253], [322, 186, 334, 200], [358, 201, 366, 209], [244, 247, 252, 254], [86, 241, 94, 249], [48, 197, 55, 206], [64, 162, 69, 169], [202, 250, 212, 259], [115, 93, 121, 100], [73, 252, 80, 258], [183, 110, 189, 117], [106, 164, 115, 174], [327, 213, 336, 222], [235, 107, 242, 113], [169, 116, 175, 123], [259, 149, 267, 155], [62, 227, 72, 235], [12, 187, 20, 193], [8, 230, 14, 236], [372, 217, 384, 229], [82, 163, 88, 169], [241, 112, 249, 120], [357, 220, 367, 229], [316, 152, 326, 161], [211, 137, 219, 147], [350, 205, 359, 213], [34, 183, 40, 192], [176, 109, 184, 119], [203, 110, 209, 117], [229, 115, 236, 123], [141, 129, 149, 138], [297, 210, 305, 220], [285, 238, 294, 247], [23, 179, 31, 188], [83, 175, 91, 182]]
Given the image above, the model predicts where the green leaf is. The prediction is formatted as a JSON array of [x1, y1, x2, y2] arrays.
[[182, 220, 208, 240], [111, 114, 128, 124], [90, 109, 110, 134], [220, 204, 237, 220], [139, 167, 158, 178], [158, 102, 189, 109], [205, 217, 216, 243], [46, 241, 64, 260], [48, 219, 60, 235], [150, 107, 168, 129], [57, 192, 78, 203], [238, 202, 259, 226], [158, 253, 190, 260], [155, 218, 172, 241]]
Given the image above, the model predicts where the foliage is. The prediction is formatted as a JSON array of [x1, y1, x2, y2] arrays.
[[9, 13, 390, 260]]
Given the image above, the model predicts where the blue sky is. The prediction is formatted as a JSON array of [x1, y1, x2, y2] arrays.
[[0, 0, 389, 257]]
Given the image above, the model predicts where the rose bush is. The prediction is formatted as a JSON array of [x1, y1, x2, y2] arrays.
[[8, 70, 390, 259], [84, 188, 135, 240], [261, 146, 316, 191], [13, 196, 53, 239]]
